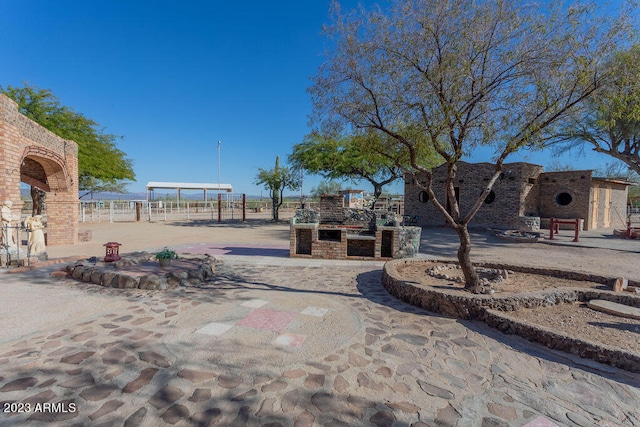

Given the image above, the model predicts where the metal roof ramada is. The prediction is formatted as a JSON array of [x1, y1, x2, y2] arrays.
[[146, 182, 233, 192]]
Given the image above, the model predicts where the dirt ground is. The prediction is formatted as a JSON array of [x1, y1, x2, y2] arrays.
[[510, 301, 640, 354], [396, 258, 640, 354]]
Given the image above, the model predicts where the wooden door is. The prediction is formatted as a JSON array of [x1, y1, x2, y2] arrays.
[[591, 185, 599, 229], [604, 187, 612, 228]]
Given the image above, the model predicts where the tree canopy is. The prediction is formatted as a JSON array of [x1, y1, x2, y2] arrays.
[[2, 83, 135, 198], [254, 156, 300, 221], [289, 128, 441, 201], [310, 0, 634, 291], [546, 44, 640, 174], [310, 180, 344, 198]]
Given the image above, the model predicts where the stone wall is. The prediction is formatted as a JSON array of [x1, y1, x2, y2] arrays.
[[405, 162, 630, 231], [0, 94, 79, 245], [538, 170, 592, 228], [404, 162, 543, 230]]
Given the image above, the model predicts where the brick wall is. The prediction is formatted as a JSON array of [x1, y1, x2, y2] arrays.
[[0, 94, 79, 245], [404, 164, 630, 231], [404, 162, 543, 229], [319, 195, 344, 223], [538, 170, 591, 227]]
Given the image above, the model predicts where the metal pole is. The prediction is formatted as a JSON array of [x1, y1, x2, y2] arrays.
[[242, 194, 246, 222], [15, 226, 20, 266], [217, 140, 221, 194], [25, 227, 31, 266], [3, 224, 8, 267]]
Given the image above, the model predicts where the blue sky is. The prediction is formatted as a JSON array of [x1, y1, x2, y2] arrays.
[[1, 1, 622, 198]]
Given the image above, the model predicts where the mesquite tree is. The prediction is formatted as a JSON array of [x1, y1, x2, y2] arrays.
[[547, 44, 640, 175], [310, 0, 633, 292], [290, 129, 441, 203], [2, 83, 135, 211]]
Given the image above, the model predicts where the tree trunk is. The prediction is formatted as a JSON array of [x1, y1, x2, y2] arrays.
[[455, 224, 481, 292], [272, 194, 279, 221]]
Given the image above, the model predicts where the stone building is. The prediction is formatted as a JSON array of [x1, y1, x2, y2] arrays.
[[404, 161, 632, 231], [0, 94, 79, 245]]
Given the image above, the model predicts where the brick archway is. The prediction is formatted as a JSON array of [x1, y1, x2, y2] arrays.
[[0, 94, 79, 245]]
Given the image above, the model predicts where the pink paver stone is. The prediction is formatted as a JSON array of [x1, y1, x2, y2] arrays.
[[273, 333, 307, 348], [522, 416, 560, 427], [237, 309, 297, 332]]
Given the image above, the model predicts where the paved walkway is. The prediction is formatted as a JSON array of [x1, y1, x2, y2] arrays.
[[1, 223, 639, 426]]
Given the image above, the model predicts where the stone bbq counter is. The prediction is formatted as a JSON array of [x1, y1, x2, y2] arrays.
[[290, 219, 420, 261]]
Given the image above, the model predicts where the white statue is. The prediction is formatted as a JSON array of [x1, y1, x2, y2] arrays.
[[25, 215, 46, 255], [1, 200, 20, 248]]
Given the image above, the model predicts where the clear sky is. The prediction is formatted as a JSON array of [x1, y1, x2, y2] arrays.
[[0, 1, 622, 198]]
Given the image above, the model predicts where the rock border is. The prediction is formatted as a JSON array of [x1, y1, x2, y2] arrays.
[[60, 252, 215, 291], [382, 258, 640, 373]]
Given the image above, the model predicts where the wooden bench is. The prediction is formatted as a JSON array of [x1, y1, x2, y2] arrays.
[[549, 218, 582, 242]]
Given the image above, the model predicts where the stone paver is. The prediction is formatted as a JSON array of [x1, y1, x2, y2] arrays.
[[0, 231, 639, 426]]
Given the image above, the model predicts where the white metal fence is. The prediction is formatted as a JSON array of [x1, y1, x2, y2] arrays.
[[77, 195, 308, 223]]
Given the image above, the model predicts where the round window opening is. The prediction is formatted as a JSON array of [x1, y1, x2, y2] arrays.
[[418, 191, 430, 203], [556, 192, 573, 206], [484, 190, 496, 204]]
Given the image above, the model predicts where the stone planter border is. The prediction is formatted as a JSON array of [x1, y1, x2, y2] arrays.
[[382, 258, 640, 373], [62, 252, 215, 291]]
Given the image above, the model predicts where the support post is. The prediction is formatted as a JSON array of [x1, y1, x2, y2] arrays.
[[218, 193, 222, 222], [242, 194, 246, 222]]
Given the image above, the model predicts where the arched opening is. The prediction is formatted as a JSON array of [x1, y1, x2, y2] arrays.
[[21, 149, 71, 193], [21, 152, 71, 215], [17, 146, 77, 246]]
